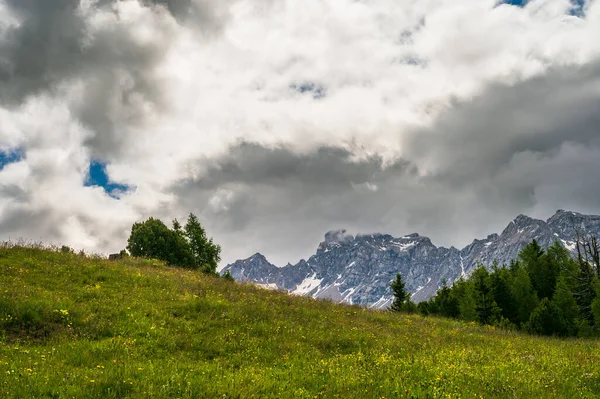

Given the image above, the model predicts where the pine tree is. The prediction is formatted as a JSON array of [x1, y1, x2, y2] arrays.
[[490, 265, 518, 323], [520, 239, 558, 300], [451, 278, 478, 322], [574, 234, 599, 324], [184, 213, 221, 274], [552, 274, 579, 335], [390, 273, 409, 312], [527, 298, 567, 336], [434, 279, 460, 318], [472, 266, 501, 325], [510, 262, 539, 326]]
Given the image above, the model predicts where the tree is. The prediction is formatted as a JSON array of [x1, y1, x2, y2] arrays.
[[510, 262, 539, 326], [573, 233, 599, 324], [520, 239, 559, 300], [417, 301, 430, 316], [472, 266, 501, 325], [526, 298, 567, 336], [552, 274, 579, 335], [448, 278, 477, 322], [126, 214, 221, 273], [490, 265, 518, 323], [222, 270, 235, 282], [432, 278, 460, 318], [390, 273, 409, 312], [184, 213, 221, 275], [127, 218, 186, 266]]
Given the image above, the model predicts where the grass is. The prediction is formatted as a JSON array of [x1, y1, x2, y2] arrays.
[[0, 245, 599, 398]]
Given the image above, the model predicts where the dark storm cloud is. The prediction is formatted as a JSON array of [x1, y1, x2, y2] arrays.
[[191, 143, 409, 190], [172, 62, 600, 265], [149, 0, 234, 33], [406, 62, 600, 185], [402, 61, 600, 220], [171, 143, 419, 264]]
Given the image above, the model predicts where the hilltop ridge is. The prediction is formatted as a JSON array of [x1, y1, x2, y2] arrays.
[[1, 245, 599, 398]]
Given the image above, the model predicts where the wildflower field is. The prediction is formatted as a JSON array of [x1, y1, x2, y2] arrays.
[[0, 246, 599, 398]]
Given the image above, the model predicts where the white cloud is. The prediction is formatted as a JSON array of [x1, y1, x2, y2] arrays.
[[1, 0, 600, 262]]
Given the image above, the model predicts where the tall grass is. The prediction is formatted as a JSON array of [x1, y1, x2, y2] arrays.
[[0, 245, 599, 398]]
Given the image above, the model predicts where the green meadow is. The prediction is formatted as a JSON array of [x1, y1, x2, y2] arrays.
[[1, 245, 599, 398]]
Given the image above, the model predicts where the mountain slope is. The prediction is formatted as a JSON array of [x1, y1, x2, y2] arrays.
[[1, 245, 599, 398], [224, 210, 600, 306]]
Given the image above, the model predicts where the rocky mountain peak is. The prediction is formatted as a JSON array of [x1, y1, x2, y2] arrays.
[[318, 229, 354, 252], [223, 210, 600, 308], [249, 252, 268, 262]]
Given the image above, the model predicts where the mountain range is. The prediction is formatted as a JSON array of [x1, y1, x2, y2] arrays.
[[222, 210, 600, 308]]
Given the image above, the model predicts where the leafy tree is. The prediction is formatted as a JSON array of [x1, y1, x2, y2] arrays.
[[390, 273, 409, 312], [127, 214, 220, 273], [127, 218, 185, 266]]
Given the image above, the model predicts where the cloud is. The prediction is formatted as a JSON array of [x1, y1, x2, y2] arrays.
[[0, 0, 600, 265]]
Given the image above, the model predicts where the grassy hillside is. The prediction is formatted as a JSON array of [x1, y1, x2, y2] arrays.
[[1, 246, 599, 398]]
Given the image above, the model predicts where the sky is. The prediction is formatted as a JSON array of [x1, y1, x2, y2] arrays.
[[1, 0, 600, 267]]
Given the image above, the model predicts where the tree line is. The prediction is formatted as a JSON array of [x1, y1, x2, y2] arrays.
[[391, 236, 600, 337]]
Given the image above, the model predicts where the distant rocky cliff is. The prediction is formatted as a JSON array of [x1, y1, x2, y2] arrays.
[[223, 210, 600, 308]]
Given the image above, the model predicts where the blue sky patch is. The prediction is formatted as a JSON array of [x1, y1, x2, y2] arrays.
[[502, 0, 585, 15], [291, 82, 327, 99], [85, 160, 131, 198], [0, 148, 24, 171], [568, 0, 586, 17], [503, 0, 527, 6]]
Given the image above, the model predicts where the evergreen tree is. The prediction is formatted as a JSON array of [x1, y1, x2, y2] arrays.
[[574, 256, 597, 324], [526, 298, 567, 336], [552, 274, 579, 335], [434, 279, 460, 318], [472, 266, 501, 325], [222, 270, 235, 282], [417, 301, 430, 316], [184, 213, 221, 274], [510, 262, 539, 326], [574, 235, 599, 324], [390, 273, 409, 312], [451, 278, 478, 322], [592, 297, 600, 331], [490, 265, 518, 323], [520, 240, 558, 300], [404, 300, 418, 314]]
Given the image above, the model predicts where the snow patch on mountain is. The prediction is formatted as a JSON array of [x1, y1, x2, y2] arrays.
[[293, 274, 323, 295], [224, 210, 600, 308]]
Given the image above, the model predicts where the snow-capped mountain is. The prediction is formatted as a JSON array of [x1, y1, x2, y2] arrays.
[[222, 210, 600, 308]]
